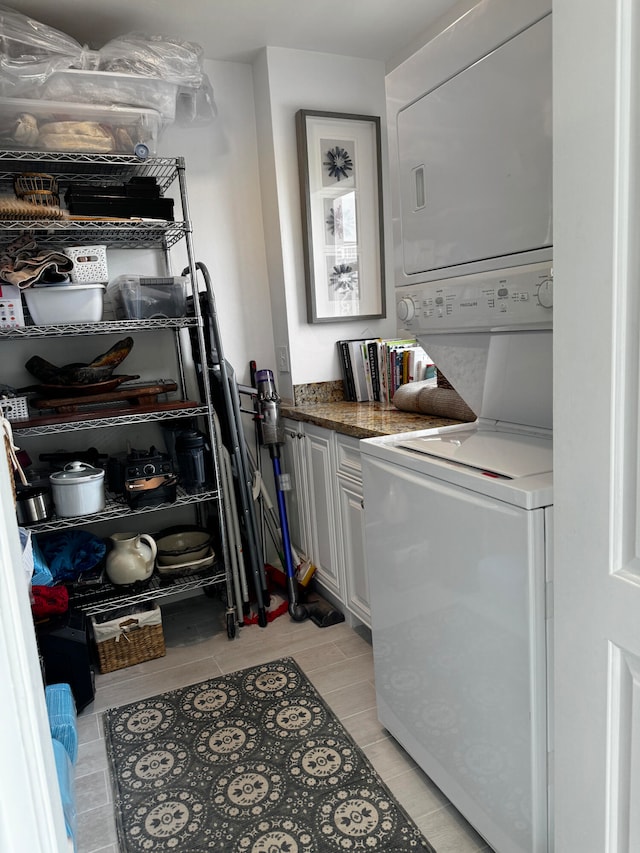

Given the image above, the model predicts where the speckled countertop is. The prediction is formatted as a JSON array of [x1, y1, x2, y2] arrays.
[[280, 401, 465, 439]]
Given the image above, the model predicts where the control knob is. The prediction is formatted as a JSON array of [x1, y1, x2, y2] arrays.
[[536, 277, 553, 309], [397, 297, 416, 322]]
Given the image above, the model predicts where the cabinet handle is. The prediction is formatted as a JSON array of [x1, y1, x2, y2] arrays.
[[360, 499, 364, 508]]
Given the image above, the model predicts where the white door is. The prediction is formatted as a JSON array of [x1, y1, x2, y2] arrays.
[[282, 419, 311, 560], [303, 423, 342, 599], [0, 446, 69, 851], [553, 1, 640, 849], [336, 474, 370, 626]]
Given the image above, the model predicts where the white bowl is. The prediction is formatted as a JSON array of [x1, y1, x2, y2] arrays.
[[155, 548, 215, 577], [156, 529, 211, 565]]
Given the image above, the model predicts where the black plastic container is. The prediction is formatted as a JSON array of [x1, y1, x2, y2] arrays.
[[175, 429, 209, 492]]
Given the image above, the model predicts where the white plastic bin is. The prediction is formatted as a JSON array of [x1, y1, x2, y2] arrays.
[[23, 283, 105, 325], [0, 97, 161, 156], [31, 69, 178, 123]]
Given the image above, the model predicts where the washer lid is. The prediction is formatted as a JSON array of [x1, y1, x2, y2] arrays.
[[398, 427, 552, 479]]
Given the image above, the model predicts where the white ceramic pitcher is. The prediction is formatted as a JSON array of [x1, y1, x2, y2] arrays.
[[106, 532, 157, 586]]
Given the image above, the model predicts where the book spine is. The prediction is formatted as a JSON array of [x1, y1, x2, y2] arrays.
[[367, 341, 380, 401], [361, 342, 374, 400], [338, 341, 356, 401], [379, 344, 389, 405], [349, 341, 369, 402]]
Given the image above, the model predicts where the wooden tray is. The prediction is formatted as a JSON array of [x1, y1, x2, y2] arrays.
[[32, 380, 178, 413], [36, 374, 140, 396]]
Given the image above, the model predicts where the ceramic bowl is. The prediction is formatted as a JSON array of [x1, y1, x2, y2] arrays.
[[155, 548, 216, 577], [155, 527, 211, 565]]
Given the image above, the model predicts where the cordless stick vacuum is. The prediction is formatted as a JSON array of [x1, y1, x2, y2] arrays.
[[255, 369, 307, 622]]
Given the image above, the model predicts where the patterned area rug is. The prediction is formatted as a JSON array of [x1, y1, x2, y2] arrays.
[[104, 656, 436, 852]]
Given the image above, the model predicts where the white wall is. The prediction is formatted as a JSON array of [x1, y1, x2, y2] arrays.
[[253, 47, 398, 397], [160, 58, 276, 388]]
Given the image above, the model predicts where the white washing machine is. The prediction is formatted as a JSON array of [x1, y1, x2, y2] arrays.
[[360, 263, 554, 853]]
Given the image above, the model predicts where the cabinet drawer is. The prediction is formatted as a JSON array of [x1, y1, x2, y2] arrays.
[[336, 434, 362, 480]]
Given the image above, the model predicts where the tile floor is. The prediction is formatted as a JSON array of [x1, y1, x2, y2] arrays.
[[75, 592, 494, 853]]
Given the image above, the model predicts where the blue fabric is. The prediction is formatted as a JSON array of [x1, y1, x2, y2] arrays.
[[46, 684, 78, 764], [30, 534, 54, 586], [52, 737, 77, 850], [36, 530, 106, 582]]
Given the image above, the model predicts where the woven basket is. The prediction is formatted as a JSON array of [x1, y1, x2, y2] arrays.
[[91, 603, 165, 673], [436, 369, 454, 390]]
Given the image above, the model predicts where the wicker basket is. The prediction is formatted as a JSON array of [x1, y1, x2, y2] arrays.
[[91, 603, 165, 673]]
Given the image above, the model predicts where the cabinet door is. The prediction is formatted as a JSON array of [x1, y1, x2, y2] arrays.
[[337, 474, 370, 627], [303, 423, 342, 599], [282, 420, 310, 560]]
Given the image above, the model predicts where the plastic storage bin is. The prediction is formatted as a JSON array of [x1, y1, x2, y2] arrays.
[[0, 97, 161, 157], [108, 275, 188, 319], [31, 69, 178, 122], [63, 246, 108, 284], [23, 283, 105, 325]]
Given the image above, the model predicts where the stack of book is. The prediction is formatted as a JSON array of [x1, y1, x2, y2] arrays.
[[337, 338, 433, 404]]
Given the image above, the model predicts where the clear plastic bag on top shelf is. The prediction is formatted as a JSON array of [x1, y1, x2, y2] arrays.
[[176, 77, 217, 127], [98, 33, 205, 86], [0, 4, 92, 96]]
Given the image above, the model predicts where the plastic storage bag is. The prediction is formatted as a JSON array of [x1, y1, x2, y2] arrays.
[[98, 32, 204, 86], [99, 32, 216, 125], [0, 4, 89, 96]]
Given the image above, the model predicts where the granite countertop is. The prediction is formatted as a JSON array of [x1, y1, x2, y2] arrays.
[[280, 400, 466, 439]]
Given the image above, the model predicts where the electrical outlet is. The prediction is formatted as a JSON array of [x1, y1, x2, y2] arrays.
[[277, 346, 290, 373]]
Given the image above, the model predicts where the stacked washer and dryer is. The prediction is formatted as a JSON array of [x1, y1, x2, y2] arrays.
[[360, 2, 553, 853]]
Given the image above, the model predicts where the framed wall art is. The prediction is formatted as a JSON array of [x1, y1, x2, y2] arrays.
[[296, 109, 385, 324]]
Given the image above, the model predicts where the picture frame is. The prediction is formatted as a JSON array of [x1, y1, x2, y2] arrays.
[[296, 109, 385, 324]]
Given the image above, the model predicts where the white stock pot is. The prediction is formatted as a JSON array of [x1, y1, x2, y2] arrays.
[[50, 461, 105, 517]]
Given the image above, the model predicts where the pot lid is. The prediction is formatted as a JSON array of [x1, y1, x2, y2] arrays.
[[50, 461, 104, 483]]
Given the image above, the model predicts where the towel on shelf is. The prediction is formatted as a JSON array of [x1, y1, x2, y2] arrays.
[[0, 237, 73, 288]]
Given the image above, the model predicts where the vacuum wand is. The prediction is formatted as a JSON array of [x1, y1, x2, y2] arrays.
[[255, 369, 307, 622]]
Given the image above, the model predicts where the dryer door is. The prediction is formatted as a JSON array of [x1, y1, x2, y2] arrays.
[[397, 14, 552, 277]]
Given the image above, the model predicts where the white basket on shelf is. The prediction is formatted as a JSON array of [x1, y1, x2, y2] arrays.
[[0, 396, 28, 422], [63, 245, 108, 284]]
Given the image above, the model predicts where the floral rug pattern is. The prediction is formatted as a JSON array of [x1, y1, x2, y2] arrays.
[[104, 657, 436, 852]]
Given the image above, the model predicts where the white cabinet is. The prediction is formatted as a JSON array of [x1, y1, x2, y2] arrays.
[[283, 418, 370, 627]]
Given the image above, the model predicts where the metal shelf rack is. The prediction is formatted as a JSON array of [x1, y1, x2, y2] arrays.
[[11, 406, 209, 437], [25, 485, 220, 533], [0, 318, 199, 339], [2, 150, 235, 633], [68, 564, 227, 617]]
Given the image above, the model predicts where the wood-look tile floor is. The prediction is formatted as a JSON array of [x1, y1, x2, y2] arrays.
[[75, 592, 494, 853]]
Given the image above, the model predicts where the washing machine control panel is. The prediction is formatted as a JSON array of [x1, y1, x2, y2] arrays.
[[397, 263, 553, 333]]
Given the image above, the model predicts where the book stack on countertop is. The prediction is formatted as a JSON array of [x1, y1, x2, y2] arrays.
[[337, 338, 434, 404]]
